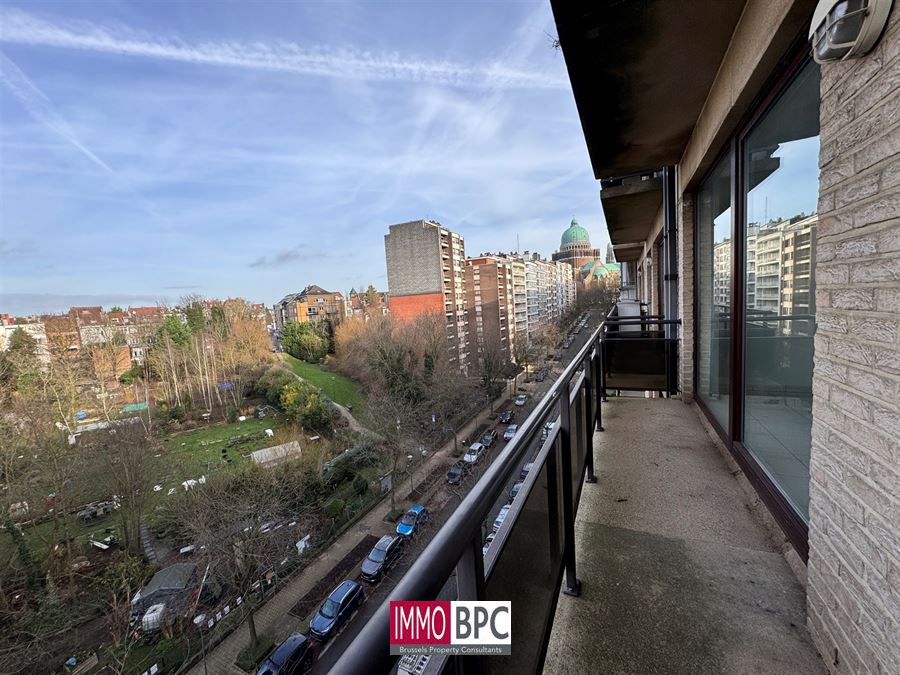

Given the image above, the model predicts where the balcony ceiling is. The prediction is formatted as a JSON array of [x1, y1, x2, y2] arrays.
[[600, 174, 662, 261], [551, 0, 746, 180]]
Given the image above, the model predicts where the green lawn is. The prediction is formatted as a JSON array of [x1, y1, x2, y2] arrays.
[[282, 354, 364, 412], [160, 417, 280, 479]]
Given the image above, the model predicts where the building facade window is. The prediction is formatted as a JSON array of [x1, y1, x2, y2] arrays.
[[741, 60, 820, 521], [696, 151, 733, 432]]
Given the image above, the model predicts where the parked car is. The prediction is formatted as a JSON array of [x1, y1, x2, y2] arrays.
[[463, 442, 485, 464], [540, 421, 556, 442], [482, 532, 497, 557], [446, 462, 467, 485], [520, 462, 534, 480], [503, 424, 518, 441], [309, 580, 364, 641], [481, 429, 498, 448], [396, 504, 429, 537], [256, 633, 317, 675], [492, 505, 512, 532], [514, 394, 527, 407], [535, 369, 547, 382], [509, 482, 524, 502], [499, 410, 514, 424], [360, 535, 405, 584]]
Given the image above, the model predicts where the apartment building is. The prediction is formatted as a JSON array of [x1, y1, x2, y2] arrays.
[[384, 220, 469, 369], [273, 285, 344, 332], [464, 255, 516, 363], [554, 0, 900, 670]]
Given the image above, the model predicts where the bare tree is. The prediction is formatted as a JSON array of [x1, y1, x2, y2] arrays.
[[177, 468, 302, 651]]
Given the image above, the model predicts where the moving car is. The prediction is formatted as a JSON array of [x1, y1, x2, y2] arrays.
[[463, 442, 485, 464], [360, 534, 405, 584], [256, 632, 317, 675], [446, 462, 467, 485], [499, 410, 514, 424], [514, 394, 527, 407], [503, 424, 518, 441], [481, 429, 498, 448], [492, 505, 512, 532], [396, 504, 428, 537], [309, 580, 364, 641], [520, 462, 534, 480]]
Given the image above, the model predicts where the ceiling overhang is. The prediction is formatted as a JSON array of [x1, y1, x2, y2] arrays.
[[550, 0, 747, 180], [599, 172, 662, 260]]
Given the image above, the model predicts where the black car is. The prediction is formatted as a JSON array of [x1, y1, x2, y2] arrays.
[[535, 369, 547, 382], [256, 633, 317, 675], [481, 429, 498, 448], [309, 580, 364, 641], [360, 534, 405, 584], [499, 410, 514, 424], [447, 462, 467, 485]]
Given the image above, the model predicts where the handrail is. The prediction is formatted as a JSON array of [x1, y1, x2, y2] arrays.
[[329, 320, 605, 674]]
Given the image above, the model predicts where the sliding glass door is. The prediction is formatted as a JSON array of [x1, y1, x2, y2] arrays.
[[742, 61, 820, 522]]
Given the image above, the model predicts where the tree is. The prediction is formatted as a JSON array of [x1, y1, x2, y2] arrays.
[[85, 423, 156, 555], [280, 381, 336, 432], [109, 306, 124, 313], [7, 327, 37, 358], [512, 336, 536, 376], [282, 322, 327, 363], [474, 335, 508, 411], [177, 468, 303, 651]]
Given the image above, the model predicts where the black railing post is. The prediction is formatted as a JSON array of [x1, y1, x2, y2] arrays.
[[599, 335, 608, 403], [558, 392, 581, 597], [583, 346, 598, 483]]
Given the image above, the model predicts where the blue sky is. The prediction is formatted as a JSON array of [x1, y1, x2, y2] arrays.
[[0, 0, 608, 315]]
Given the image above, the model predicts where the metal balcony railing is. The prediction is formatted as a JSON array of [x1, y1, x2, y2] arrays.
[[331, 321, 604, 675]]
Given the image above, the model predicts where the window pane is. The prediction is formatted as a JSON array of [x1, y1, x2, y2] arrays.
[[743, 60, 820, 522], [697, 151, 733, 430]]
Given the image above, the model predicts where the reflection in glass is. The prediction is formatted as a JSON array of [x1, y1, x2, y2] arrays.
[[697, 152, 733, 430], [743, 61, 820, 521]]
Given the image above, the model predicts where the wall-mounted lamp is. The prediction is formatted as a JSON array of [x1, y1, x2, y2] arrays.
[[809, 0, 893, 63]]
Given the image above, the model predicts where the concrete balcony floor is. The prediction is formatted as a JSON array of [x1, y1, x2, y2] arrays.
[[545, 397, 826, 674]]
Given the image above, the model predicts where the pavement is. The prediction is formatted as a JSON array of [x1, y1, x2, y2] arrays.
[[544, 397, 826, 674]]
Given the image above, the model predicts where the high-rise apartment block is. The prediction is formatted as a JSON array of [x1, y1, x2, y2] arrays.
[[384, 220, 469, 369], [464, 256, 516, 363], [493, 252, 576, 342]]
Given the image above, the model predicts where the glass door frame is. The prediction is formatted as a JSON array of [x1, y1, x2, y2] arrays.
[[692, 43, 814, 562]]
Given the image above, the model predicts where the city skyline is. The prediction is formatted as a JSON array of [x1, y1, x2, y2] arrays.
[[0, 1, 610, 316]]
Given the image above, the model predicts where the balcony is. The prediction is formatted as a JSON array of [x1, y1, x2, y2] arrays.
[[331, 315, 823, 674]]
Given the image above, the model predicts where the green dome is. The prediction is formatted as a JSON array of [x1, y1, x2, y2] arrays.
[[561, 218, 591, 247]]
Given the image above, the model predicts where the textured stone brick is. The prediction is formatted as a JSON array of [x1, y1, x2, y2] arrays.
[[817, 263, 850, 285], [848, 316, 899, 343], [876, 223, 900, 253], [875, 287, 900, 313], [831, 288, 875, 309], [848, 255, 900, 282], [830, 385, 873, 421], [818, 311, 849, 334], [854, 191, 900, 228], [835, 234, 878, 258]]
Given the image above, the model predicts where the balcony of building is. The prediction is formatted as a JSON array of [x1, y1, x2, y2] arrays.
[[331, 316, 824, 675]]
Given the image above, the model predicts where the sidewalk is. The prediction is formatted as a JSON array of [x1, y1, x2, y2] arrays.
[[187, 391, 509, 675]]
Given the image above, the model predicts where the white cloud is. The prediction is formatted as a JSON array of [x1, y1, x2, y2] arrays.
[[0, 7, 567, 90]]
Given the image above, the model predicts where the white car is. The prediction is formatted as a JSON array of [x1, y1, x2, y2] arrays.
[[463, 442, 485, 464], [514, 394, 527, 407], [492, 505, 512, 532], [482, 532, 497, 557], [503, 424, 518, 441]]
